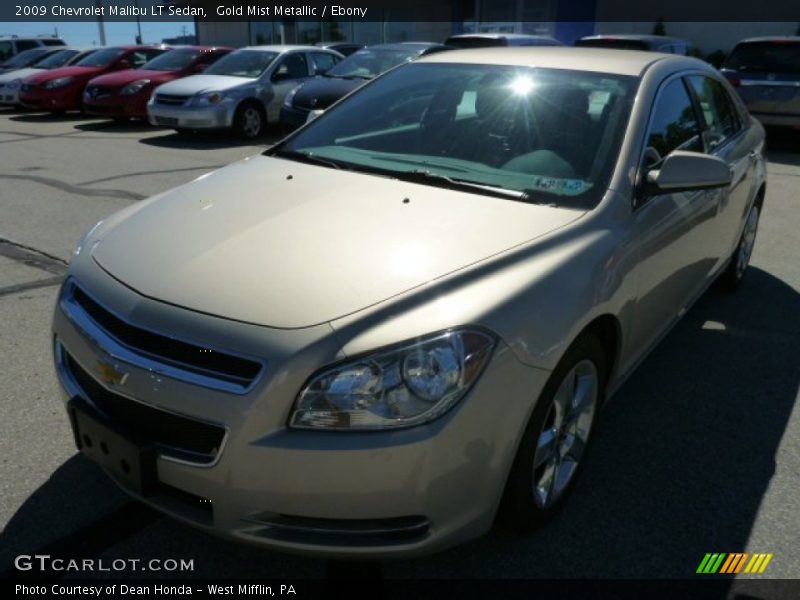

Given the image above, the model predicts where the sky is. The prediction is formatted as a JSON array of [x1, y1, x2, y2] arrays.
[[0, 21, 196, 47]]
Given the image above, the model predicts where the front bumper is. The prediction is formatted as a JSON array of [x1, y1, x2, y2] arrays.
[[147, 100, 235, 130], [84, 91, 150, 119], [0, 85, 21, 105], [19, 84, 81, 111], [52, 268, 547, 558]]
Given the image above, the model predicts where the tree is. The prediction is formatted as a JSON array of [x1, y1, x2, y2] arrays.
[[653, 18, 666, 36]]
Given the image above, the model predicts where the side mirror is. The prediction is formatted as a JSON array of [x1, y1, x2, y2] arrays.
[[646, 151, 731, 195], [272, 64, 290, 82]]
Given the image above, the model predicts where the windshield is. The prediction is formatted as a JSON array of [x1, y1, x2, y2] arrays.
[[34, 49, 78, 69], [724, 42, 800, 74], [327, 48, 421, 79], [575, 39, 650, 51], [204, 50, 277, 78], [76, 47, 125, 67], [2, 48, 50, 68], [141, 48, 200, 71], [273, 63, 636, 208]]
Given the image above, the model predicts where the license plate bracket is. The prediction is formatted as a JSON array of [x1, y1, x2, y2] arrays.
[[68, 397, 157, 496]]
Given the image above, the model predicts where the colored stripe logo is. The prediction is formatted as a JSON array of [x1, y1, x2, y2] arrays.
[[697, 553, 773, 574]]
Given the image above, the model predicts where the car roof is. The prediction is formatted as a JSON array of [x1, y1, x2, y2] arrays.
[[241, 45, 335, 52], [578, 34, 688, 43], [734, 36, 800, 44], [417, 46, 705, 77]]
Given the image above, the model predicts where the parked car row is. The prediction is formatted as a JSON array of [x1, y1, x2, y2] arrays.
[[1, 33, 797, 136]]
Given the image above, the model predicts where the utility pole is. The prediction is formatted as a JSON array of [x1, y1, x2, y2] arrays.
[[95, 0, 106, 45], [134, 0, 142, 44]]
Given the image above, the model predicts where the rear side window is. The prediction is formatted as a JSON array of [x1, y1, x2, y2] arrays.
[[644, 78, 702, 168], [0, 42, 12, 61], [42, 39, 66, 47], [724, 42, 800, 74], [310, 52, 338, 75], [687, 76, 741, 149], [16, 40, 40, 51]]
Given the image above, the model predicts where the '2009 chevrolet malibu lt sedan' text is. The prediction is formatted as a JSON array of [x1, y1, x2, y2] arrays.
[[53, 48, 766, 558]]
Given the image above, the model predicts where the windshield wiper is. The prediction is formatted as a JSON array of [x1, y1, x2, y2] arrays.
[[269, 149, 344, 170], [396, 169, 531, 201]]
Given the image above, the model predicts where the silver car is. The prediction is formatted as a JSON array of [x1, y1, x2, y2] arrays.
[[53, 48, 766, 558], [147, 45, 343, 139]]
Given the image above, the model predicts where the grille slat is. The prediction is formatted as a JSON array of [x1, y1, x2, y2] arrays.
[[65, 351, 225, 463], [155, 93, 189, 106], [71, 286, 262, 388]]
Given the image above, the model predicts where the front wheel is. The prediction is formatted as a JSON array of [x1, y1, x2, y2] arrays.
[[498, 334, 606, 531], [718, 202, 761, 291], [233, 103, 265, 140]]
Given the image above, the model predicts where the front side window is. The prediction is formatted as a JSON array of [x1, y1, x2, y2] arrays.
[[273, 63, 637, 208], [274, 53, 308, 80], [310, 52, 338, 76], [204, 50, 277, 78], [0, 42, 12, 62], [687, 76, 740, 150], [644, 78, 702, 168]]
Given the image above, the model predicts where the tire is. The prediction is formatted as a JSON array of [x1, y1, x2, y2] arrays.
[[497, 334, 606, 532], [233, 102, 265, 140], [717, 201, 761, 291]]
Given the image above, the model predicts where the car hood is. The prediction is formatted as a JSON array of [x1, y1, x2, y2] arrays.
[[24, 65, 103, 84], [89, 69, 180, 87], [0, 67, 42, 83], [91, 156, 584, 328], [292, 77, 365, 110], [154, 74, 252, 95]]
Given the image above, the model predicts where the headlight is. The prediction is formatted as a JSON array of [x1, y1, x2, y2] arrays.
[[45, 77, 74, 89], [7, 79, 21, 90], [120, 79, 150, 96], [283, 85, 301, 108], [290, 329, 496, 430], [193, 91, 226, 105], [73, 220, 103, 257]]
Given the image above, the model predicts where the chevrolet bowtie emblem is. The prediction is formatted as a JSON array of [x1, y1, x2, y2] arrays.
[[96, 360, 128, 386]]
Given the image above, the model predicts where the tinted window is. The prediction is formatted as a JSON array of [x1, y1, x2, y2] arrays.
[[33, 49, 78, 69], [445, 36, 506, 48], [724, 41, 800, 74], [276, 63, 637, 208], [644, 79, 702, 168], [1, 47, 49, 68], [42, 39, 66, 46], [310, 52, 338, 75], [328, 47, 420, 79], [141, 48, 199, 71], [688, 76, 740, 149], [274, 53, 308, 79], [76, 48, 126, 67], [0, 42, 12, 62], [16, 40, 40, 51], [196, 50, 228, 66], [205, 50, 277, 78]]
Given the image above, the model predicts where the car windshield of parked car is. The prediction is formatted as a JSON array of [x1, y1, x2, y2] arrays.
[[204, 50, 277, 78], [575, 38, 650, 51], [724, 41, 800, 74], [274, 63, 636, 207], [34, 49, 78, 69], [141, 48, 201, 71], [1, 47, 50, 68], [75, 47, 126, 67], [326, 48, 421, 80]]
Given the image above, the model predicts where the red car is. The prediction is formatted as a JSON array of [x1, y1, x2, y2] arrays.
[[19, 45, 167, 113], [83, 46, 232, 120]]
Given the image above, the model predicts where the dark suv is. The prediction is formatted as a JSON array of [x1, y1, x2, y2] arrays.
[[721, 37, 800, 129]]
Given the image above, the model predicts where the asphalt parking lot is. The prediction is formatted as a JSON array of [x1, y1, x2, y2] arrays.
[[0, 109, 798, 588]]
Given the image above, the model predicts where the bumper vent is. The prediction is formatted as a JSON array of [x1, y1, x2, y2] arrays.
[[155, 93, 190, 105]]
